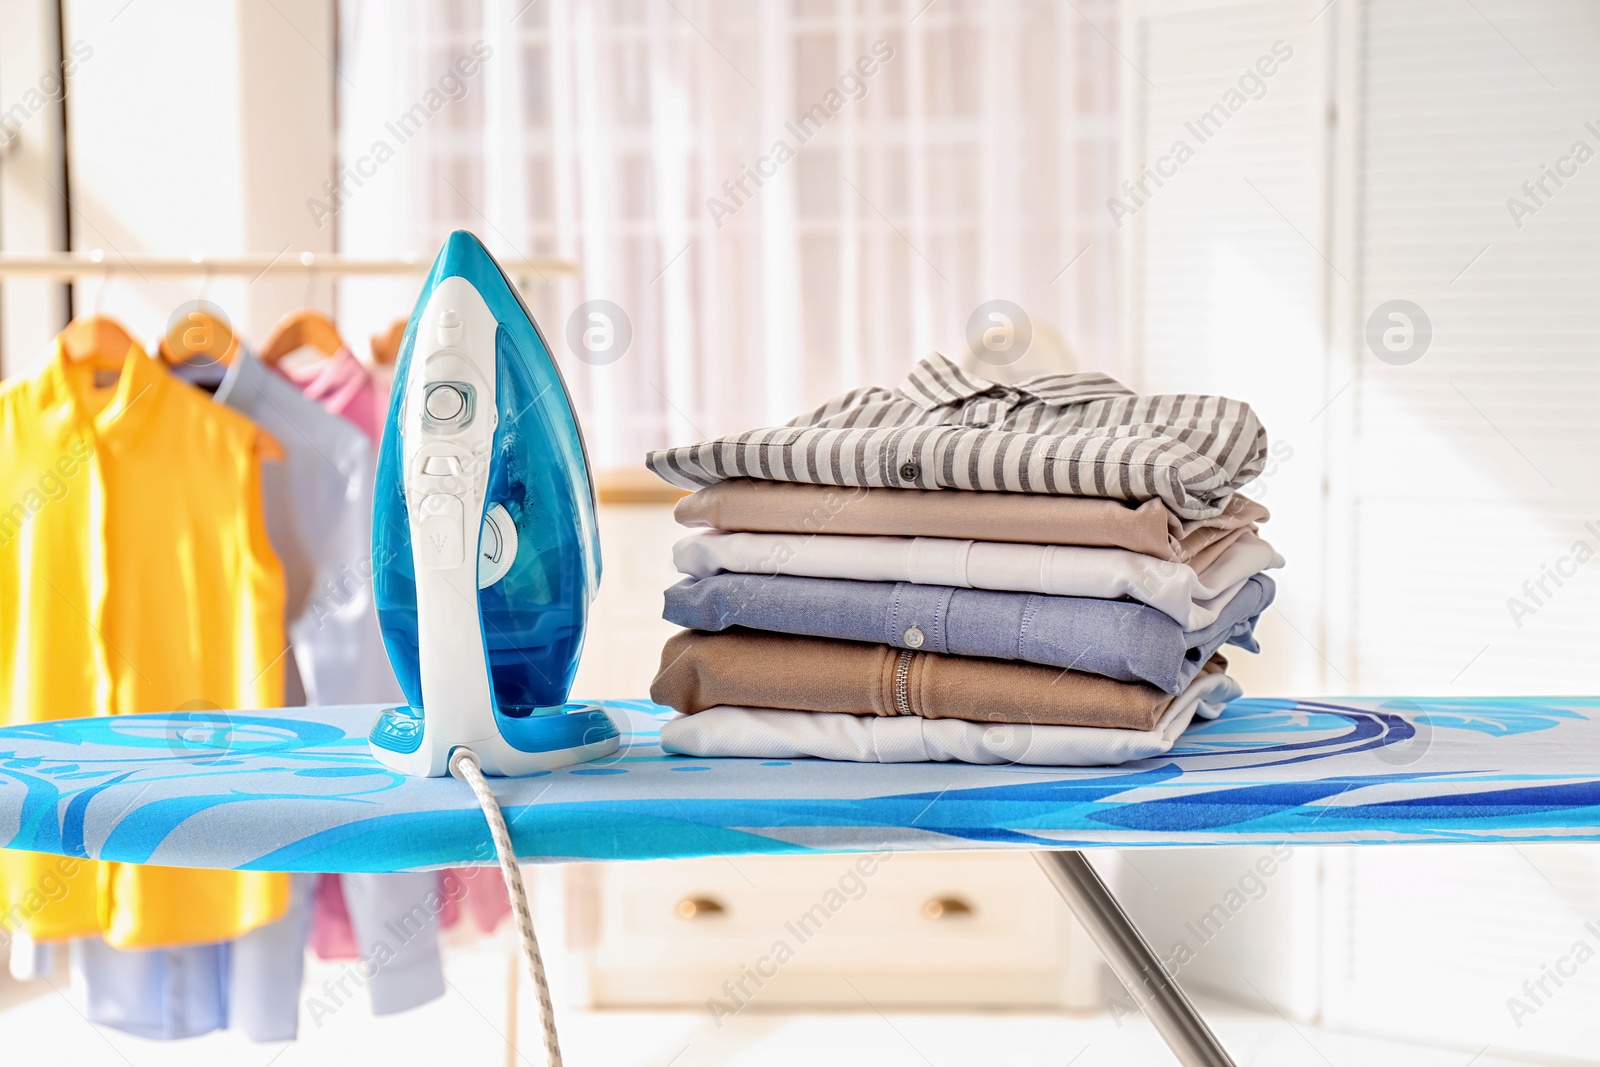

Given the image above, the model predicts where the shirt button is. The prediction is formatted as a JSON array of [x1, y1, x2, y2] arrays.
[[903, 626, 926, 648], [898, 462, 920, 482]]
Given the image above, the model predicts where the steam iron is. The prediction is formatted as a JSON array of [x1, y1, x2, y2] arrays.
[[368, 230, 618, 777]]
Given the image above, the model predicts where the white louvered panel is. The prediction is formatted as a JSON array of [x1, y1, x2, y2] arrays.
[[1124, 0, 1333, 1018], [1128, 0, 1330, 702], [1322, 2, 1600, 1060], [1135, 1, 1320, 398], [1322, 844, 1600, 1058], [1129, 3, 1600, 1056], [1351, 0, 1600, 695], [1353, 494, 1600, 695]]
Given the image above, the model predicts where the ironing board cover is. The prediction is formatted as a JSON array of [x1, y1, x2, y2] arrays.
[[1, 697, 1597, 872]]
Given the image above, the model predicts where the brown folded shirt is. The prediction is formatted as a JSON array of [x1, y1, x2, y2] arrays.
[[652, 628, 1228, 730], [674, 479, 1267, 567]]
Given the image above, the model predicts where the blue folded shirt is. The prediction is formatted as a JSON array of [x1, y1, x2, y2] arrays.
[[663, 572, 1274, 694]]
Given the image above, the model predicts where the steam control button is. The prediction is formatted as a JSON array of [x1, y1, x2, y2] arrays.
[[438, 309, 463, 345], [424, 383, 466, 421], [422, 455, 461, 476]]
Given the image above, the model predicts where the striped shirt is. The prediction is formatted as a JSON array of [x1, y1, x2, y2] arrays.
[[646, 354, 1267, 519]]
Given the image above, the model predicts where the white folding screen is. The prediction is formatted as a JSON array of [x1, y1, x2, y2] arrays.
[[335, 0, 1124, 470], [1126, 0, 1600, 701], [1124, 0, 1600, 1054], [1316, 1, 1600, 1058], [1115, 0, 1332, 1021], [1345, 0, 1600, 697], [1122, 0, 1334, 700]]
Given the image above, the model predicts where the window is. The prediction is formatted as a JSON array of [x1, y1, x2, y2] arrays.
[[335, 0, 1123, 467]]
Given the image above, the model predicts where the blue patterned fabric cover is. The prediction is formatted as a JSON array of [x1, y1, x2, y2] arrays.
[[0, 697, 1596, 872]]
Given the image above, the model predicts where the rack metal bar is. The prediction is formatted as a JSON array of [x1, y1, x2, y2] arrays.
[[0, 251, 579, 278]]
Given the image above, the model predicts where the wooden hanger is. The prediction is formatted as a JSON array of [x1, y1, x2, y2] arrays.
[[59, 315, 137, 371], [369, 317, 407, 366], [158, 307, 238, 365], [59, 311, 285, 461], [253, 428, 287, 463], [258, 309, 345, 366]]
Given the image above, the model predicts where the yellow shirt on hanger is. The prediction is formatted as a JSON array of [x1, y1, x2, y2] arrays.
[[0, 337, 289, 947]]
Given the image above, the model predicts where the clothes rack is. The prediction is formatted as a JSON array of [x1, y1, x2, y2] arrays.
[[0, 251, 683, 507], [0, 251, 578, 279]]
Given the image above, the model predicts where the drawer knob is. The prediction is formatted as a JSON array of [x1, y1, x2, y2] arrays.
[[922, 896, 974, 920], [675, 896, 727, 920]]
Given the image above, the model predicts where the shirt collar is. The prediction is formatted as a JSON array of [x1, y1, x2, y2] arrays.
[[897, 353, 1136, 410], [898, 353, 1000, 408], [38, 334, 167, 446]]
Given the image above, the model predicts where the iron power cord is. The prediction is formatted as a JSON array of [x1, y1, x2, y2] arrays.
[[449, 747, 564, 1067]]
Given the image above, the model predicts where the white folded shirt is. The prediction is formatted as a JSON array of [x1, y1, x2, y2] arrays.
[[660, 669, 1241, 767], [672, 529, 1283, 629]]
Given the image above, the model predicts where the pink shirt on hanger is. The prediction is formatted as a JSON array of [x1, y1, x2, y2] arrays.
[[275, 346, 381, 442], [310, 868, 511, 959]]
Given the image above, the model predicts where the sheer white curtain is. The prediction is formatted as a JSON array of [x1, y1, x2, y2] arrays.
[[336, 0, 1122, 468]]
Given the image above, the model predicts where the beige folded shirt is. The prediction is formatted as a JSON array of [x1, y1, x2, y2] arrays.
[[651, 628, 1228, 730], [674, 479, 1267, 567]]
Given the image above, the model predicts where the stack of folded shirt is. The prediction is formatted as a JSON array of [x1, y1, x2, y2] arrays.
[[643, 354, 1282, 766]]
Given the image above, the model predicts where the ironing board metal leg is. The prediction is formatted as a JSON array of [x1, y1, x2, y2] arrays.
[[1034, 850, 1237, 1067]]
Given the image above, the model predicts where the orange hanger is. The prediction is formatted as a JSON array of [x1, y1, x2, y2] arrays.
[[258, 309, 345, 366], [369, 317, 407, 366], [59, 315, 137, 371], [253, 428, 287, 463], [61, 312, 285, 460], [158, 307, 238, 366]]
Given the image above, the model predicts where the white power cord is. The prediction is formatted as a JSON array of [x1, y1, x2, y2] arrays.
[[449, 747, 564, 1067]]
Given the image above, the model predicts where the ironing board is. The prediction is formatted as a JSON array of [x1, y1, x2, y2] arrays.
[[3, 695, 1597, 1067]]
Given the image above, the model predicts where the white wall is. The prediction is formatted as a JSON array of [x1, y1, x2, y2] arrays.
[[55, 0, 336, 353], [0, 0, 71, 377]]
